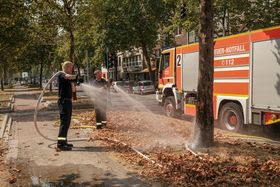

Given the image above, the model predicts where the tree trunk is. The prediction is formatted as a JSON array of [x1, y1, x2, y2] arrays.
[[142, 43, 154, 83], [3, 66, 7, 85], [192, 0, 214, 148], [64, 0, 76, 100], [49, 81, 53, 92], [69, 29, 77, 100], [222, 8, 226, 37], [69, 29, 75, 63], [0, 79, 4, 91], [0, 66, 4, 91], [39, 61, 43, 89]]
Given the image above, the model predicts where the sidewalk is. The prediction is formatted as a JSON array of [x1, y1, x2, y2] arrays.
[[6, 86, 149, 186]]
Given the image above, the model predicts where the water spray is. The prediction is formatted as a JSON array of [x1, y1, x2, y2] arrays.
[[33, 72, 161, 167]]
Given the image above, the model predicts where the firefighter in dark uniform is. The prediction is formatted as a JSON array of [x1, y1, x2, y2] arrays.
[[92, 70, 108, 129], [57, 61, 78, 151]]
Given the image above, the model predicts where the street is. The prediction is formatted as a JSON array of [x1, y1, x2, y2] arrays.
[[1, 1, 280, 186], [6, 86, 152, 186]]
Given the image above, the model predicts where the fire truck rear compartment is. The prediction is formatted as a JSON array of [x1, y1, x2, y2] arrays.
[[251, 38, 280, 125]]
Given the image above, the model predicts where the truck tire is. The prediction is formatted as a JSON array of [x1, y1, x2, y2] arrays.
[[218, 102, 244, 132], [163, 96, 181, 118], [164, 96, 176, 117]]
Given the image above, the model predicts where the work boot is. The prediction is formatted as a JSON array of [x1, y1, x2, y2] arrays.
[[96, 123, 103, 129], [57, 144, 72, 151], [57, 140, 72, 151], [66, 143, 73, 148], [102, 121, 107, 128]]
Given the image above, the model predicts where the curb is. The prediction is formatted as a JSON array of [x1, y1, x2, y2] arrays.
[[0, 114, 9, 139], [10, 95, 15, 103], [0, 95, 14, 113], [44, 100, 94, 110], [3, 117, 12, 142], [0, 104, 13, 113]]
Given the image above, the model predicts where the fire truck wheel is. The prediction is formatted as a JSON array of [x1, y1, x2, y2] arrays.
[[164, 96, 176, 117], [219, 102, 244, 132]]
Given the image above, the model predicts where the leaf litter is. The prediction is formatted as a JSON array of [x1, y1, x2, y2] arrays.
[[78, 111, 280, 186]]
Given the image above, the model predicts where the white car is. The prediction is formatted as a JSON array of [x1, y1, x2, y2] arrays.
[[132, 80, 155, 95]]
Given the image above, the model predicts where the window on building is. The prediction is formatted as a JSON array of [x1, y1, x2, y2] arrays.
[[175, 27, 183, 37], [123, 58, 126, 67], [118, 57, 122, 66], [188, 30, 198, 44]]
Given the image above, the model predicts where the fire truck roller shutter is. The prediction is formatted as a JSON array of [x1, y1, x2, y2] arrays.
[[182, 52, 199, 92], [252, 39, 280, 111]]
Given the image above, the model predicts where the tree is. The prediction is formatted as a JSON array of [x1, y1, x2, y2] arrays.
[[127, 0, 166, 83], [191, 0, 214, 148], [84, 0, 172, 83], [41, 0, 92, 69], [12, 0, 58, 88], [0, 0, 29, 90]]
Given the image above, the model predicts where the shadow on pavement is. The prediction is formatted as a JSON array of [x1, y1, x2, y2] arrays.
[[47, 142, 111, 153], [15, 93, 37, 100], [47, 173, 147, 187], [15, 160, 149, 187]]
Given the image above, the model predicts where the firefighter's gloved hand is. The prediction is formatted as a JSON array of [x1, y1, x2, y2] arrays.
[[75, 75, 81, 85]]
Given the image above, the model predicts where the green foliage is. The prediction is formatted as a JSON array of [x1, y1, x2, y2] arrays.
[[0, 0, 30, 81], [1, 0, 279, 82], [179, 0, 280, 37]]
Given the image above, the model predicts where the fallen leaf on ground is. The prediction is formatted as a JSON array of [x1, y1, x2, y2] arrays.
[[8, 177, 17, 184]]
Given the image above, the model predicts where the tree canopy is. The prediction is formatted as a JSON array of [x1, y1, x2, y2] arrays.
[[0, 0, 279, 88]]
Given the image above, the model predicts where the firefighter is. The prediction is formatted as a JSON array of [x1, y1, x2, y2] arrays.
[[57, 61, 78, 151], [92, 70, 108, 129]]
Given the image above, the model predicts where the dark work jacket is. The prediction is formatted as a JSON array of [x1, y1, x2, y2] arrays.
[[57, 72, 72, 100]]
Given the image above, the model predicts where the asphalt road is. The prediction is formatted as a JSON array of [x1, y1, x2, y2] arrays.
[[109, 92, 163, 115]]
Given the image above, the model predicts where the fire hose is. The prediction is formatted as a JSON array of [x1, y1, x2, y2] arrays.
[[33, 71, 88, 142], [33, 71, 161, 166]]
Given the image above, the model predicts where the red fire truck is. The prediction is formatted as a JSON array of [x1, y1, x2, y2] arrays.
[[156, 26, 280, 132]]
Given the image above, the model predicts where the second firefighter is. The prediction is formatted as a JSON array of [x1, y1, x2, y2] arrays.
[[92, 70, 108, 128]]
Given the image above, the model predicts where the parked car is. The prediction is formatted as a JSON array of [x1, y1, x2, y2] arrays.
[[132, 80, 155, 95]]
